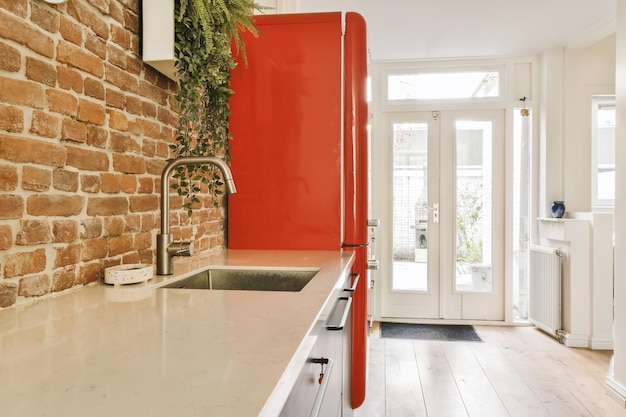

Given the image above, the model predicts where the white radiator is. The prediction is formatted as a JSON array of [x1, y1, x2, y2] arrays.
[[529, 244, 562, 337]]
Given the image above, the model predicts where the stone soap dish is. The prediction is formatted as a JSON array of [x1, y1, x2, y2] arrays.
[[105, 264, 153, 285]]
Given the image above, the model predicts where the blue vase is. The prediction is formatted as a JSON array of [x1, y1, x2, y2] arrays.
[[551, 201, 565, 218]]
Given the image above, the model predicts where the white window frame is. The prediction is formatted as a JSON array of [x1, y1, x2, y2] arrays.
[[591, 95, 615, 210]]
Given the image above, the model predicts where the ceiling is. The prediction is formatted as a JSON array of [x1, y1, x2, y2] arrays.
[[296, 0, 617, 61]]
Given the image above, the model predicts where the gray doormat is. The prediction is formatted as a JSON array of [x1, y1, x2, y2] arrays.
[[379, 322, 483, 342]]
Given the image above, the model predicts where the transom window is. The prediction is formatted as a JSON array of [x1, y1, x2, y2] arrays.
[[388, 71, 501, 101]]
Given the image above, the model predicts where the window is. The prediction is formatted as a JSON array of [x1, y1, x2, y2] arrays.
[[591, 95, 615, 209], [387, 71, 500, 101]]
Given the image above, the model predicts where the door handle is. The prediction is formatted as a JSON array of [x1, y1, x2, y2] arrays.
[[428, 202, 439, 224]]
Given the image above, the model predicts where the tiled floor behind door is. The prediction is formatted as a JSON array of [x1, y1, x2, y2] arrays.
[[354, 323, 626, 417]]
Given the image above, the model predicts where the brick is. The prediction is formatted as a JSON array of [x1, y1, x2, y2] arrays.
[[0, 134, 66, 167], [0, 282, 17, 308], [0, 0, 27, 17], [110, 132, 137, 154], [61, 118, 88, 143], [126, 54, 142, 76], [124, 214, 140, 233], [59, 15, 82, 45], [108, 234, 133, 256], [80, 174, 101, 193], [87, 196, 128, 216], [52, 220, 79, 243], [30, 110, 59, 138], [157, 106, 177, 126], [22, 165, 51, 192], [81, 218, 102, 239], [0, 105, 24, 132], [141, 140, 156, 158], [66, 146, 109, 171], [129, 195, 158, 212], [111, 24, 130, 49], [108, 1, 124, 24], [141, 101, 156, 118], [78, 98, 106, 125], [57, 41, 104, 78], [105, 88, 125, 109], [4, 248, 46, 278], [0, 76, 45, 108], [72, 2, 109, 40], [52, 266, 76, 292], [88, 0, 110, 14], [82, 237, 108, 261], [0, 194, 24, 219], [133, 232, 150, 250], [87, 125, 108, 148], [0, 224, 12, 250], [0, 165, 18, 190], [47, 90, 78, 117], [27, 194, 83, 216], [57, 66, 83, 93], [105, 63, 138, 93], [108, 109, 129, 131], [121, 252, 141, 265], [138, 80, 168, 105], [86, 33, 107, 61], [16, 220, 51, 245], [140, 213, 157, 232], [140, 119, 161, 139], [26, 58, 57, 88], [52, 168, 79, 192], [137, 176, 153, 194], [119, 174, 136, 193], [112, 153, 146, 174], [0, 9, 54, 58], [78, 262, 100, 285], [54, 243, 82, 268], [108, 43, 127, 69], [30, 3, 59, 33], [123, 8, 139, 32], [101, 172, 121, 193], [19, 274, 51, 297], [84, 77, 105, 100], [103, 217, 124, 236], [0, 41, 20, 72]]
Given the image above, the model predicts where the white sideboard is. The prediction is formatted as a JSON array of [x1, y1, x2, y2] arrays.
[[537, 212, 614, 349]]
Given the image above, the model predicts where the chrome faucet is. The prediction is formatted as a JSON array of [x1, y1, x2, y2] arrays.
[[157, 156, 237, 275]]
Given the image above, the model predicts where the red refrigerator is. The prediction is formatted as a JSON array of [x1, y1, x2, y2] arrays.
[[228, 12, 369, 409]]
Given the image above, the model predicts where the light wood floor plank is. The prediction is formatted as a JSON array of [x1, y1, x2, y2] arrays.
[[354, 324, 626, 417], [443, 342, 511, 417], [470, 342, 551, 417], [413, 341, 468, 417], [385, 339, 427, 417]]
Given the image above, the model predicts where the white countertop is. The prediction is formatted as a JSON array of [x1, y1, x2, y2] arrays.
[[0, 249, 355, 417]]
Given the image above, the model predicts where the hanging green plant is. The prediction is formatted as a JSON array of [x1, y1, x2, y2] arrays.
[[169, 0, 265, 216]]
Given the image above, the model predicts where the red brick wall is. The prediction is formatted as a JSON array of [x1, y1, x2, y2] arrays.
[[0, 0, 227, 308]]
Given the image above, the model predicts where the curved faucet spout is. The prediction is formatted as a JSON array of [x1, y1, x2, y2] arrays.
[[157, 156, 237, 275]]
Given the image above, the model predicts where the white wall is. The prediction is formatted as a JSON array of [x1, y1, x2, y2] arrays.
[[607, 1, 626, 405], [563, 35, 616, 212]]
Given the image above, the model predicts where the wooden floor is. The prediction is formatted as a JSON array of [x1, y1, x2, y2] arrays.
[[354, 324, 626, 417]]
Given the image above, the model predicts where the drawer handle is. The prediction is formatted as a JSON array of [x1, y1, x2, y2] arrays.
[[309, 357, 334, 417], [344, 273, 360, 292], [326, 296, 352, 331]]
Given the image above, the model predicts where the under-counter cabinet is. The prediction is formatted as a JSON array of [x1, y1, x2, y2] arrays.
[[279, 273, 355, 417]]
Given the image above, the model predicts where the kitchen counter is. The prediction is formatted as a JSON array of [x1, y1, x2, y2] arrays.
[[0, 249, 355, 417]]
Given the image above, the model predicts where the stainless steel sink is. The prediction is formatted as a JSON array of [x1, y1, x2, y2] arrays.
[[159, 268, 319, 292]]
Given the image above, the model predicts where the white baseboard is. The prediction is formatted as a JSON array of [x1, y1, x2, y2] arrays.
[[563, 333, 591, 348], [591, 336, 614, 350], [606, 374, 626, 408]]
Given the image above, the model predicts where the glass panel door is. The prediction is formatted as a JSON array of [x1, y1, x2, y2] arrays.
[[455, 120, 493, 293]]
